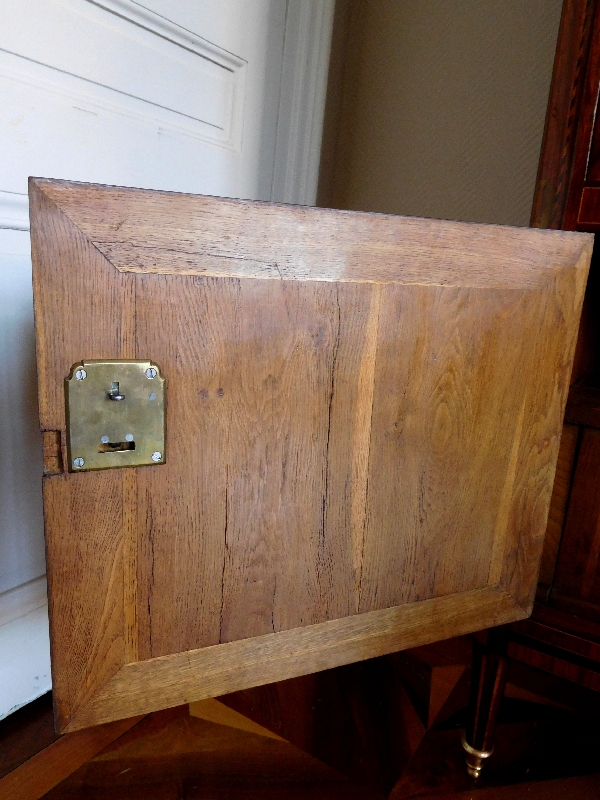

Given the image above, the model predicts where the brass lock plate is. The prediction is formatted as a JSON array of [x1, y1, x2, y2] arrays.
[[65, 360, 165, 472]]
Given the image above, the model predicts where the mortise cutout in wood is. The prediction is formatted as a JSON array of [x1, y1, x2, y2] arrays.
[[41, 430, 63, 476], [29, 177, 593, 734]]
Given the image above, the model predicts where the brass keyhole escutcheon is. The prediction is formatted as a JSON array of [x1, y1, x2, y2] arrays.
[[65, 360, 166, 472]]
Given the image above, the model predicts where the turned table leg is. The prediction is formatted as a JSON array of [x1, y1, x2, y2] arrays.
[[462, 627, 509, 778]]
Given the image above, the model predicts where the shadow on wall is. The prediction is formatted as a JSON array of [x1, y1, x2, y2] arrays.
[[318, 0, 563, 227], [0, 229, 45, 597]]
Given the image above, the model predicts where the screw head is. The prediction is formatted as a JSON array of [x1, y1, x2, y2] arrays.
[[73, 457, 85, 468], [100, 435, 109, 444], [149, 392, 156, 401], [75, 369, 87, 381], [151, 451, 162, 462], [146, 367, 157, 379], [125, 433, 134, 442]]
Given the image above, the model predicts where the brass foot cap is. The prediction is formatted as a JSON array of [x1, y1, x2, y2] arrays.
[[461, 733, 493, 779]]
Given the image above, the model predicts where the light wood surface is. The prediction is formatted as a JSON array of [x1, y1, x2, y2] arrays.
[[34, 179, 588, 287], [65, 587, 517, 731], [29, 178, 592, 733]]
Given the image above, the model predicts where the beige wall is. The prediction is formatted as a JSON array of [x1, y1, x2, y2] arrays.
[[318, 0, 563, 227]]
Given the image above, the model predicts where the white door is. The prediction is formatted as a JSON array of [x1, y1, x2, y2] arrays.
[[0, 0, 334, 719]]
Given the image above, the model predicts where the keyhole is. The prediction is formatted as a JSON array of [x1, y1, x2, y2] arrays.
[[107, 381, 125, 401]]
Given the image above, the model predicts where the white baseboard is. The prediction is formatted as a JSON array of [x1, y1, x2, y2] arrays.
[[0, 190, 29, 231], [0, 604, 52, 720], [0, 575, 47, 627], [0, 575, 51, 720]]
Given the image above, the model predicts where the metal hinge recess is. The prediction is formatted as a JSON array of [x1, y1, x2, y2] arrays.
[[65, 360, 165, 472]]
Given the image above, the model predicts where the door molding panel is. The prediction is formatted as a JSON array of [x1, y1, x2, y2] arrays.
[[71, 587, 517, 731], [30, 178, 591, 732], [87, 0, 248, 70], [0, 0, 334, 229], [0, 4, 247, 149], [81, 0, 249, 151]]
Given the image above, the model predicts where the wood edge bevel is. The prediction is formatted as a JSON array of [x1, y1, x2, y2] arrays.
[[29, 177, 593, 289], [25, 177, 595, 241], [63, 585, 520, 732], [28, 177, 121, 273]]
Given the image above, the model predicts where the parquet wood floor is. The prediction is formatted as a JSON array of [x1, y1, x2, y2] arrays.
[[2, 637, 599, 799]]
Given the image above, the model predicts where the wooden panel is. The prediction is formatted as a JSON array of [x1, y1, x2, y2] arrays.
[[530, 0, 598, 230], [43, 471, 126, 728], [360, 285, 539, 610], [513, 617, 600, 664], [554, 427, 600, 605], [538, 423, 579, 589], [578, 186, 600, 226], [29, 178, 592, 732], [35, 179, 588, 288], [508, 640, 600, 692], [569, 238, 600, 384], [583, 5, 600, 187], [66, 587, 518, 731], [488, 257, 589, 609], [563, 2, 600, 231], [29, 182, 136, 729], [531, 600, 600, 641], [0, 715, 142, 800], [550, 589, 600, 622]]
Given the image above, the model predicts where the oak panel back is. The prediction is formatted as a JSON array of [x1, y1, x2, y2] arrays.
[[29, 178, 592, 732]]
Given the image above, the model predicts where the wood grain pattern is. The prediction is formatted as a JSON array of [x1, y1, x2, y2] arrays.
[[65, 587, 519, 731], [530, 600, 600, 641], [360, 285, 539, 611], [0, 715, 142, 800], [133, 273, 230, 659], [514, 617, 600, 665], [29, 178, 592, 733], [505, 1, 600, 729], [35, 179, 587, 288], [43, 471, 126, 729], [578, 187, 600, 227], [585, 106, 600, 185], [530, 0, 597, 230], [507, 639, 600, 692], [491, 247, 591, 609], [564, 2, 600, 232], [30, 179, 136, 729]]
